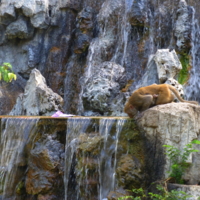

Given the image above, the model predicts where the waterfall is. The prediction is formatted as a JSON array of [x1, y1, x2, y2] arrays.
[[64, 117, 126, 200], [99, 119, 125, 200], [64, 118, 91, 200], [185, 7, 200, 102], [0, 117, 39, 199]]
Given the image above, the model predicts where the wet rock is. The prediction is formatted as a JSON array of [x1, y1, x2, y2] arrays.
[[175, 0, 193, 54], [0, 3, 16, 25], [77, 134, 104, 155], [168, 183, 200, 200], [9, 68, 64, 116], [116, 154, 144, 189], [127, 0, 148, 27], [74, 7, 95, 54], [74, 134, 104, 200], [5, 17, 34, 40], [138, 54, 159, 87], [82, 61, 126, 115], [0, 78, 24, 115], [107, 188, 132, 200], [45, 45, 67, 96], [37, 194, 58, 200], [74, 32, 91, 54], [26, 133, 64, 195], [137, 103, 200, 184], [26, 168, 57, 194]]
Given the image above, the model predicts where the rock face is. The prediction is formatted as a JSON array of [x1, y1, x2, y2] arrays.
[[168, 184, 200, 200], [137, 102, 200, 184], [154, 49, 182, 84], [1, 103, 200, 199], [0, 0, 200, 115], [10, 68, 64, 116], [139, 49, 182, 87], [82, 61, 126, 116], [0, 118, 67, 200]]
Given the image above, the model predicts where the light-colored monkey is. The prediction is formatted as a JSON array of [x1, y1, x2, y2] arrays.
[[124, 84, 198, 118]]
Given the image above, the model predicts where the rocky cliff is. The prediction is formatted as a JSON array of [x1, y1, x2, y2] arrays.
[[0, 0, 200, 116], [1, 103, 200, 200]]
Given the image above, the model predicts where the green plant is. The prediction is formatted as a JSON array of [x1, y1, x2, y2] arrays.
[[148, 184, 192, 200], [118, 185, 192, 200], [178, 54, 190, 85], [163, 140, 200, 184], [118, 188, 146, 200], [0, 63, 17, 83]]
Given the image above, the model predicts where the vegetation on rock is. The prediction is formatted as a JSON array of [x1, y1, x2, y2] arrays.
[[118, 140, 200, 200], [178, 55, 190, 85], [163, 139, 200, 184], [0, 63, 17, 83]]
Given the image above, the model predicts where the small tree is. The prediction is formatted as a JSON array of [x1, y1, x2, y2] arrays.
[[0, 63, 17, 83], [163, 139, 200, 183]]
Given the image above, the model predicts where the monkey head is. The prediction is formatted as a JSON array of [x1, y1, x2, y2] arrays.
[[124, 103, 138, 118]]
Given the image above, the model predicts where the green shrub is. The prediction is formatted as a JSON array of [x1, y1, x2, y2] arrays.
[[0, 63, 17, 83], [163, 140, 200, 184], [118, 185, 192, 200]]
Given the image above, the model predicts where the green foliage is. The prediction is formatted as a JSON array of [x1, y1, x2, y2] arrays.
[[118, 188, 146, 200], [178, 55, 190, 85], [118, 140, 200, 200], [118, 185, 192, 200], [0, 63, 17, 83], [163, 140, 200, 184], [148, 185, 192, 200]]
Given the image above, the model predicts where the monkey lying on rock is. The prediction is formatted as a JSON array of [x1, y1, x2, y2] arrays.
[[124, 84, 198, 118]]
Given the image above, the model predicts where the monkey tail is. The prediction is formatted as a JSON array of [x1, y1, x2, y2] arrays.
[[168, 85, 198, 105]]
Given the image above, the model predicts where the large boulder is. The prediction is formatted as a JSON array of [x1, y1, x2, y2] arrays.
[[139, 49, 182, 87], [137, 102, 200, 184], [10, 68, 64, 116], [154, 49, 182, 83], [82, 61, 126, 116]]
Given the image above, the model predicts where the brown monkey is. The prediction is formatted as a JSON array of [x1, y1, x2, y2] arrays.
[[124, 84, 198, 118]]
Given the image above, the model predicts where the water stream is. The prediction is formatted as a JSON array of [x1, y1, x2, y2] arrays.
[[185, 6, 200, 102], [64, 117, 126, 200], [0, 117, 39, 199]]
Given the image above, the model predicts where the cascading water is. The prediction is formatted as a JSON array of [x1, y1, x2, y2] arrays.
[[185, 6, 200, 102], [64, 117, 126, 200], [0, 117, 39, 199], [64, 118, 91, 200], [99, 119, 125, 200]]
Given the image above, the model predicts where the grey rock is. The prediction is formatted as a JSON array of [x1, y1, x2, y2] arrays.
[[154, 49, 182, 83], [10, 68, 64, 116], [175, 0, 193, 53], [126, 0, 148, 26], [5, 17, 34, 39], [137, 49, 182, 91], [82, 61, 125, 114], [137, 103, 200, 185], [168, 184, 200, 200], [0, 3, 16, 25]]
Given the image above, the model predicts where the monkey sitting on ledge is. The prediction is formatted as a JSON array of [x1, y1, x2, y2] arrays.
[[124, 84, 198, 118]]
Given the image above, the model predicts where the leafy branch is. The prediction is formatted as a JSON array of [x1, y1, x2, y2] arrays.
[[118, 140, 200, 200], [163, 139, 200, 184], [0, 63, 17, 83], [118, 185, 191, 200]]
